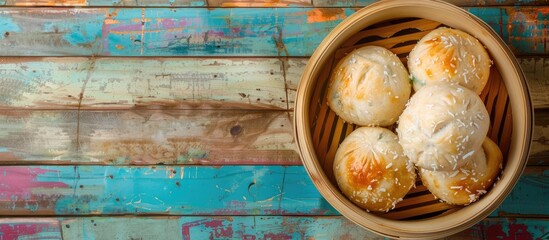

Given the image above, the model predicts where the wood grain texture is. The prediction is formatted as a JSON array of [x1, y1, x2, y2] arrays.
[[0, 57, 292, 110], [313, 0, 549, 7], [0, 8, 353, 57], [531, 109, 549, 165], [1, 216, 548, 239], [0, 57, 545, 110], [521, 57, 549, 110], [0, 218, 61, 240], [0, 166, 546, 216], [0, 110, 298, 165], [0, 165, 339, 216], [58, 217, 549, 239], [1, 0, 205, 6], [208, 0, 312, 7], [0, 110, 78, 163], [0, 108, 547, 166], [0, 0, 545, 7], [0, 7, 546, 56]]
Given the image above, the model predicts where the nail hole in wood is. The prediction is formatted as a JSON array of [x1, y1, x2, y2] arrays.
[[230, 125, 242, 136]]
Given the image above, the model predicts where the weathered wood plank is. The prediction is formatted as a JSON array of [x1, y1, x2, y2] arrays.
[[0, 165, 338, 215], [208, 0, 312, 7], [0, 165, 546, 216], [0, 110, 78, 163], [0, 7, 546, 56], [0, 109, 545, 166], [0, 110, 298, 165], [0, 109, 546, 166], [313, 0, 549, 7], [529, 109, 549, 166], [0, 219, 61, 240], [0, 57, 290, 110], [1, 0, 205, 6], [0, 0, 546, 7], [60, 217, 549, 239], [0, 8, 353, 57], [1, 216, 548, 240], [492, 167, 549, 218], [520, 57, 549, 110], [0, 57, 546, 110], [62, 216, 379, 239]]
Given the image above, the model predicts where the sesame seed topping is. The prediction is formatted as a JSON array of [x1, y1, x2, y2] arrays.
[[476, 190, 487, 194], [463, 150, 474, 160]]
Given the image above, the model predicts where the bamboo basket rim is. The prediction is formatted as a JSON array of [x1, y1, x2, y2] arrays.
[[294, 0, 534, 239]]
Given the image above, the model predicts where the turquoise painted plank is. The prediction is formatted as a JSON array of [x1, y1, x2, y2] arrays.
[[60, 217, 549, 240], [280, 165, 336, 215], [0, 0, 544, 7], [313, 0, 549, 7], [0, 165, 546, 216], [208, 0, 312, 7], [464, 218, 549, 239], [0, 57, 291, 110], [0, 219, 61, 240], [468, 7, 548, 55], [0, 7, 546, 56], [0, 166, 333, 215], [0, 0, 205, 6], [61, 216, 382, 239], [2, 217, 547, 239], [493, 168, 549, 217], [0, 8, 354, 57]]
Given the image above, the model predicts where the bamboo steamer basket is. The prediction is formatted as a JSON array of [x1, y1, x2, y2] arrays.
[[294, 0, 533, 238]]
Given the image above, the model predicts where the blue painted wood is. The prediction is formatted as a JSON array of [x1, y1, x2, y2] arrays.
[[0, 0, 205, 6], [0, 0, 544, 7], [0, 7, 546, 56], [0, 165, 546, 217], [0, 219, 61, 240], [1, 216, 547, 239], [493, 168, 549, 217], [60, 216, 381, 239], [0, 165, 338, 215], [312, 0, 549, 6]]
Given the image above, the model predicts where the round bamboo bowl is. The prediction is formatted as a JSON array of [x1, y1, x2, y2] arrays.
[[294, 0, 533, 239]]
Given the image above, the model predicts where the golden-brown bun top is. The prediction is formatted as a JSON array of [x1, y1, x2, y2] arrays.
[[409, 27, 492, 95], [333, 127, 416, 212], [419, 138, 503, 205], [327, 45, 411, 126]]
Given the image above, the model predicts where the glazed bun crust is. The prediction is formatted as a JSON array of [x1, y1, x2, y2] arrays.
[[419, 138, 503, 205], [333, 127, 416, 212], [397, 83, 490, 171], [408, 27, 491, 95], [327, 45, 411, 126]]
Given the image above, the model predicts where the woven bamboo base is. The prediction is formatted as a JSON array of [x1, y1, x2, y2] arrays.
[[295, 0, 532, 238], [308, 17, 512, 220]]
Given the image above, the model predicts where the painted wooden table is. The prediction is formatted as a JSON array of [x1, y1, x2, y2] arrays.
[[0, 0, 547, 239]]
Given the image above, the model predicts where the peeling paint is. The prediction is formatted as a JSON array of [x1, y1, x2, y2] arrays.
[[306, 8, 346, 23]]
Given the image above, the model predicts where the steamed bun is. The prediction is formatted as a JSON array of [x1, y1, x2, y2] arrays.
[[334, 127, 416, 212], [419, 138, 502, 205], [327, 46, 411, 126], [396, 83, 490, 171], [408, 27, 491, 94]]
